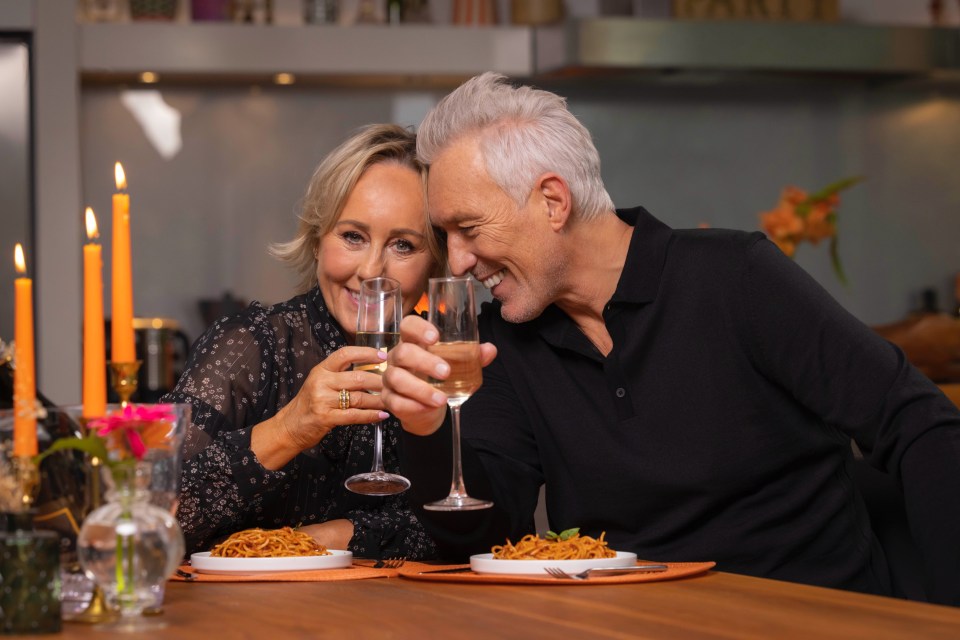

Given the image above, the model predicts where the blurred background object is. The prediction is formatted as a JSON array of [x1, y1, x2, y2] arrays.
[[129, 0, 180, 21], [453, 0, 495, 24], [510, 0, 563, 25], [873, 288, 960, 384], [191, 0, 233, 21], [131, 318, 190, 402], [80, 0, 122, 21], [304, 0, 338, 23]]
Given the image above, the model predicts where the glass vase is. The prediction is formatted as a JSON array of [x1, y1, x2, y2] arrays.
[[76, 461, 184, 627]]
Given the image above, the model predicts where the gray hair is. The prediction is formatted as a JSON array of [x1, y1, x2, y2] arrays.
[[271, 124, 445, 293], [417, 72, 614, 221]]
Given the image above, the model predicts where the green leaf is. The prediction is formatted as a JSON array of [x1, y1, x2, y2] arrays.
[[558, 527, 580, 541], [806, 176, 863, 204], [829, 236, 849, 287], [34, 434, 109, 466], [545, 530, 558, 540]]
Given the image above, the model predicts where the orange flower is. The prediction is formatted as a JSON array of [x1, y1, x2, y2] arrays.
[[758, 177, 862, 285], [760, 191, 804, 257], [802, 200, 836, 244]]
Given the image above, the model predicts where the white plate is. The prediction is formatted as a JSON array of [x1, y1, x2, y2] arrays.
[[469, 551, 638, 576], [190, 550, 353, 575]]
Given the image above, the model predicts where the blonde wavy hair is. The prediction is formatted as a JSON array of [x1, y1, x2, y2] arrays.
[[271, 124, 446, 293]]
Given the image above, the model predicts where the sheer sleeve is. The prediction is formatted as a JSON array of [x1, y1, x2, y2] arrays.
[[164, 305, 288, 553]]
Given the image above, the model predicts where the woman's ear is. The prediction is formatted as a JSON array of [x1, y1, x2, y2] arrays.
[[537, 173, 572, 232]]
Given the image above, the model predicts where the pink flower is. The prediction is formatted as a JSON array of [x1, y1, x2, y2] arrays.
[[89, 404, 176, 461]]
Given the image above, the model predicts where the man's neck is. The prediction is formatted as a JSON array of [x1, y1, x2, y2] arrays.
[[554, 211, 633, 356]]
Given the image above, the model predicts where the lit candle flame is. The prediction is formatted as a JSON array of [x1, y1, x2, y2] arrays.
[[14, 243, 26, 274], [85, 207, 100, 240], [115, 162, 127, 191]]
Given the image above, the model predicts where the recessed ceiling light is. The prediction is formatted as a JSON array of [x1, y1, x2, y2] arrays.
[[139, 71, 159, 84], [274, 73, 296, 85]]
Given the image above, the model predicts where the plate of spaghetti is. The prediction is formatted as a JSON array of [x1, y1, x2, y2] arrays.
[[190, 527, 352, 575], [471, 529, 636, 576]]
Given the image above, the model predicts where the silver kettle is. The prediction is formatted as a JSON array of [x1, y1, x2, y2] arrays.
[[133, 317, 190, 401]]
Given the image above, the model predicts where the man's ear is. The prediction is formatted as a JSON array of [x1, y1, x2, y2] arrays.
[[537, 173, 571, 232]]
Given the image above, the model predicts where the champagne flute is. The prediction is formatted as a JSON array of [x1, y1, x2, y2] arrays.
[[344, 277, 411, 496], [423, 276, 493, 511]]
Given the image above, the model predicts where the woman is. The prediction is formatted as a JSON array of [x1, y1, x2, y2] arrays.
[[167, 124, 444, 559]]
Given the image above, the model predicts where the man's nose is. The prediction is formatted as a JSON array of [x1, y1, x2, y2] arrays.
[[446, 237, 477, 277]]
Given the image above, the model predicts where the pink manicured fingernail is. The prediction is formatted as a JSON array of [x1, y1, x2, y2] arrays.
[[431, 392, 446, 406], [435, 362, 450, 377], [425, 329, 438, 342], [377, 350, 388, 360], [378, 411, 390, 420]]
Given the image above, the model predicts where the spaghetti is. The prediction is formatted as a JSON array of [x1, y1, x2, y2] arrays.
[[209, 527, 331, 558], [491, 530, 616, 560]]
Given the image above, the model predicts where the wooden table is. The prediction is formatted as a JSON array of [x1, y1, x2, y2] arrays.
[[49, 571, 960, 639]]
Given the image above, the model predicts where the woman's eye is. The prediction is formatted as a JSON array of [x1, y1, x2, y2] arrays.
[[393, 239, 416, 254], [342, 231, 364, 244]]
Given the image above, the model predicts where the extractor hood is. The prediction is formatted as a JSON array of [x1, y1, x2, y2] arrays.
[[532, 19, 960, 80]]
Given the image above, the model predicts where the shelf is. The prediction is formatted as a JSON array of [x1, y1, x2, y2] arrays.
[[535, 19, 960, 80], [79, 22, 534, 85], [78, 19, 960, 87]]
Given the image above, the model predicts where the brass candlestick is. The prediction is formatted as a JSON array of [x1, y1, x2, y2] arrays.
[[108, 361, 142, 407], [63, 415, 116, 625]]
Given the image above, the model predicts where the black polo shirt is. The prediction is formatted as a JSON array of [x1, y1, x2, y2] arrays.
[[403, 206, 960, 603]]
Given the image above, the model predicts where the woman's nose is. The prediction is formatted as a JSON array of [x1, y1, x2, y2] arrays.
[[358, 251, 385, 280]]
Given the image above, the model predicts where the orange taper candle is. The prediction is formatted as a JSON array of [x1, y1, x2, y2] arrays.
[[111, 162, 135, 362], [83, 208, 107, 418], [12, 243, 37, 457]]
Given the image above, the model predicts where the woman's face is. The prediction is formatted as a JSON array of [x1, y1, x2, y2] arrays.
[[316, 162, 435, 341]]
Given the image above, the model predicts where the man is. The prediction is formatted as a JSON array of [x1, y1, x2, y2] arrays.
[[382, 73, 960, 604]]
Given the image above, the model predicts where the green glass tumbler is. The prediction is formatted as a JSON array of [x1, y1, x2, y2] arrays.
[[0, 511, 62, 635]]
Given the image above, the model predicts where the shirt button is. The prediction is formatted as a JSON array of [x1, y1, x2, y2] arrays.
[[615, 387, 626, 398]]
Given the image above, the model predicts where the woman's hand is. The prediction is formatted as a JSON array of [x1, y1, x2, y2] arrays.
[[300, 519, 355, 551], [251, 346, 390, 470], [382, 315, 497, 436]]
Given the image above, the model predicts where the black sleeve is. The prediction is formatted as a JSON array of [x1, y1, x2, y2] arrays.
[[740, 236, 960, 605]]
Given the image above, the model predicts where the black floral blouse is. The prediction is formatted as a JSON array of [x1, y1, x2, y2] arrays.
[[164, 286, 437, 560]]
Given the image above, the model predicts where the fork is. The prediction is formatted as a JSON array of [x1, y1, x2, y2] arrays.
[[543, 564, 669, 580], [373, 556, 406, 569]]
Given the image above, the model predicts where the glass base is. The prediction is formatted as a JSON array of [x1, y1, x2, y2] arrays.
[[423, 495, 493, 511], [344, 472, 410, 496]]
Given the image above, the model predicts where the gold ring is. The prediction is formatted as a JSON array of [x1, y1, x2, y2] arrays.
[[339, 389, 350, 411]]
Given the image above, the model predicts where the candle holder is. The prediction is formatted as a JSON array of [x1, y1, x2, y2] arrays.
[[62, 414, 116, 625], [108, 361, 142, 407]]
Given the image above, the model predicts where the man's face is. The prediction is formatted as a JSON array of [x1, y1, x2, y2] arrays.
[[427, 135, 565, 323]]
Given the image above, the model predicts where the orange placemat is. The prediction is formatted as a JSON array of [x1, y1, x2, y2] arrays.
[[397, 561, 716, 585], [172, 560, 438, 583]]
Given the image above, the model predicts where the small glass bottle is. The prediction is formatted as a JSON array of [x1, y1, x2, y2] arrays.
[[0, 511, 61, 635]]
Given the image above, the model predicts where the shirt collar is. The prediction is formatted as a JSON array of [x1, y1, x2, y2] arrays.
[[611, 206, 672, 305], [536, 206, 672, 350]]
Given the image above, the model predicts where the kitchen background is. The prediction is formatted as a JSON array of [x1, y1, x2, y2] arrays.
[[1, 0, 959, 403]]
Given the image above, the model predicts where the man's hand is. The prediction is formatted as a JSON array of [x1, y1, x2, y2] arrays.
[[382, 315, 497, 436]]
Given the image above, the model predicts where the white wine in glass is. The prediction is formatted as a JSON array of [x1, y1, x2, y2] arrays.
[[424, 276, 493, 511], [344, 277, 410, 496]]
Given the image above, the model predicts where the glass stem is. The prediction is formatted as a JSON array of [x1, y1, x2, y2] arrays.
[[370, 422, 385, 474], [448, 402, 467, 498]]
